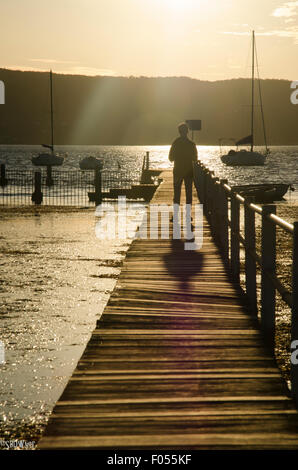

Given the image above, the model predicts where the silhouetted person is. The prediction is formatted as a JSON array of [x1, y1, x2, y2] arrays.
[[169, 122, 198, 206]]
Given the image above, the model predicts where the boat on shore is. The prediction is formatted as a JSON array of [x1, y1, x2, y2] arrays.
[[221, 31, 269, 166], [231, 183, 291, 202]]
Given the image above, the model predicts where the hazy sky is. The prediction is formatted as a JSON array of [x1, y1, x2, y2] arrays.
[[1, 0, 298, 80]]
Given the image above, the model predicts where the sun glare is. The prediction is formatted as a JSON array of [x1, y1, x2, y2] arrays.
[[166, 0, 186, 9], [151, 0, 200, 12]]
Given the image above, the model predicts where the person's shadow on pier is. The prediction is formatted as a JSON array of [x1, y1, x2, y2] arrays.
[[162, 238, 204, 293]]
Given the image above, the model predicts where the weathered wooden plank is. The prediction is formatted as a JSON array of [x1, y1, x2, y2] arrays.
[[38, 433, 298, 450], [58, 378, 288, 401], [73, 367, 279, 375], [52, 395, 295, 406], [90, 329, 262, 336], [75, 359, 277, 371], [43, 414, 298, 437]]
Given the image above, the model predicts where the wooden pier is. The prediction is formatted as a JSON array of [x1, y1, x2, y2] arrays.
[[38, 170, 298, 450]]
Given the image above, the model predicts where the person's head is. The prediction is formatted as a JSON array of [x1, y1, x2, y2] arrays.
[[178, 122, 189, 137]]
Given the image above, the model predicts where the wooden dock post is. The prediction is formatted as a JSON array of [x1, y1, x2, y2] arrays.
[[200, 165, 206, 206], [46, 165, 54, 187], [211, 177, 219, 241], [204, 170, 211, 220], [244, 197, 257, 314], [0, 163, 8, 187], [219, 179, 229, 265], [291, 222, 298, 404], [31, 171, 43, 205], [94, 167, 102, 206], [261, 205, 276, 350], [140, 152, 152, 184], [231, 194, 240, 283], [196, 161, 204, 201]]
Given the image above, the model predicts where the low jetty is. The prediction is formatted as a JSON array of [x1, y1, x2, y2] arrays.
[[38, 169, 298, 450]]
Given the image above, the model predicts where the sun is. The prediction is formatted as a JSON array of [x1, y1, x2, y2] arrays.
[[151, 0, 199, 12], [166, 0, 185, 9]]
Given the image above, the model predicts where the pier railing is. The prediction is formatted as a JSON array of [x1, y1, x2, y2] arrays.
[[0, 164, 142, 206], [195, 160, 298, 403]]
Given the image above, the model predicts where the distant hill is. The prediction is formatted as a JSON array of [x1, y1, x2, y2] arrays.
[[0, 68, 297, 145]]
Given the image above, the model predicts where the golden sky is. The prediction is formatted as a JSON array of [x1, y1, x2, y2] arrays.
[[1, 0, 298, 80]]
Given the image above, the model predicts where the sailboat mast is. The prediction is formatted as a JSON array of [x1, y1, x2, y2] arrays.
[[50, 70, 54, 153], [251, 31, 255, 152]]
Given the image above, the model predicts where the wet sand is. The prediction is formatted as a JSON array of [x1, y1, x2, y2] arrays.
[[0, 206, 134, 445], [239, 203, 298, 388]]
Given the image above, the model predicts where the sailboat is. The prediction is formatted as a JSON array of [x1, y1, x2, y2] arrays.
[[32, 70, 64, 167], [221, 31, 269, 166]]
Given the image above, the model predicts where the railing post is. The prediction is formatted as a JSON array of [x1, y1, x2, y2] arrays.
[[141, 152, 151, 184], [94, 166, 102, 206], [291, 222, 298, 404], [231, 193, 240, 283], [261, 205, 276, 350], [31, 171, 43, 205], [202, 167, 207, 207], [244, 197, 257, 314], [204, 170, 210, 219], [207, 171, 215, 223], [46, 165, 54, 187], [0, 163, 7, 187], [211, 177, 219, 239], [196, 161, 203, 202], [204, 168, 209, 216], [219, 179, 229, 265]]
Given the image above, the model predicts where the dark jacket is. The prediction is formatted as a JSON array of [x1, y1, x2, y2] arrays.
[[169, 136, 198, 177]]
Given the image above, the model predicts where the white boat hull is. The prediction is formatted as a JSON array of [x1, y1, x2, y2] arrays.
[[221, 150, 266, 166]]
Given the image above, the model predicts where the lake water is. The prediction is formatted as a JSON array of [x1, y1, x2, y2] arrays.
[[0, 144, 298, 444], [1, 144, 298, 198]]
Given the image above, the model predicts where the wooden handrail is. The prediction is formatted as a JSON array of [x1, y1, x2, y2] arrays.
[[195, 159, 298, 404]]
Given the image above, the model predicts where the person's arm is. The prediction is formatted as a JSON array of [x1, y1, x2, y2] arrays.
[[169, 143, 175, 162]]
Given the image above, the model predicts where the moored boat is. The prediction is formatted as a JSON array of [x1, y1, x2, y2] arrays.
[[32, 71, 64, 169], [79, 156, 103, 170], [221, 31, 269, 166], [32, 152, 64, 166], [221, 148, 266, 166]]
